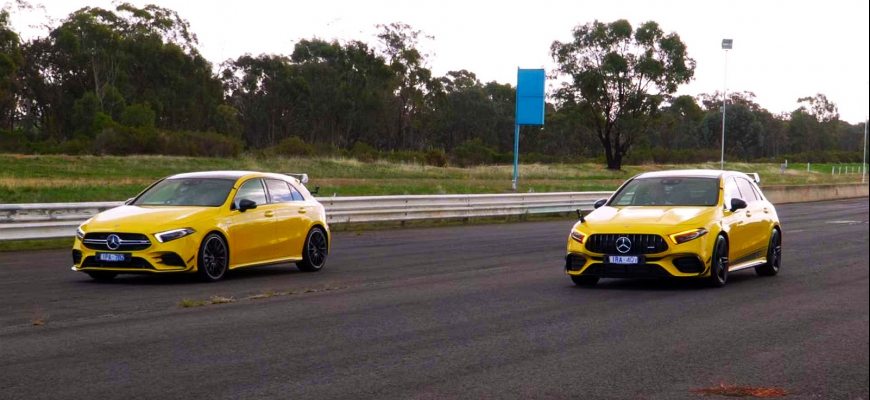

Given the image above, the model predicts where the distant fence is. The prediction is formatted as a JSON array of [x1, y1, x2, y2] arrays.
[[0, 192, 610, 241], [1, 184, 866, 242]]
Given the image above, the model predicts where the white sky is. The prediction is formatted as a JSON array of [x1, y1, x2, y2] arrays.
[[9, 0, 870, 123]]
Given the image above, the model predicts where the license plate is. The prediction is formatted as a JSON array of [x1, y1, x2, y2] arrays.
[[608, 255, 639, 264], [97, 253, 129, 262]]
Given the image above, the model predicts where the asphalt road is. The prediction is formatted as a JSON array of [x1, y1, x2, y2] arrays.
[[1, 198, 868, 400]]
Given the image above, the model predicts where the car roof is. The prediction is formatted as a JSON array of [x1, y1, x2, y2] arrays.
[[166, 171, 299, 183], [635, 169, 725, 179], [634, 169, 759, 182]]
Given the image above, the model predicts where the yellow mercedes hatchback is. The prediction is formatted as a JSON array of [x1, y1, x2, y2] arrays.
[[566, 170, 782, 288], [73, 171, 330, 282]]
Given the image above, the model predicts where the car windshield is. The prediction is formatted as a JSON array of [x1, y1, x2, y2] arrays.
[[610, 177, 719, 207], [132, 178, 236, 207]]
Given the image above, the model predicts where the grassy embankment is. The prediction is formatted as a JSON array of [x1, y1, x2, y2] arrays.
[[1, 154, 866, 204], [1, 154, 864, 251]]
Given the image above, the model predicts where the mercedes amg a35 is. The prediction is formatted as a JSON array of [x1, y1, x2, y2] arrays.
[[72, 171, 330, 282], [566, 170, 782, 287]]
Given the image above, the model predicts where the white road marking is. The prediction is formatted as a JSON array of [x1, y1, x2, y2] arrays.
[[826, 220, 863, 224]]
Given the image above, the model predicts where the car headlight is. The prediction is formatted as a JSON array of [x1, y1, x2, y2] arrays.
[[76, 226, 85, 240], [154, 228, 196, 243], [571, 231, 587, 244], [669, 228, 708, 245]]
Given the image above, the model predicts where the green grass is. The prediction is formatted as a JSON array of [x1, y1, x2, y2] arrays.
[[1, 154, 866, 204]]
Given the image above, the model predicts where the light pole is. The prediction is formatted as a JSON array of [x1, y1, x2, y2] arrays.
[[863, 116, 867, 184], [720, 39, 732, 171]]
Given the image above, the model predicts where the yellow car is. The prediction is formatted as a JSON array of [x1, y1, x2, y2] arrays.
[[566, 170, 782, 287], [72, 171, 330, 282]]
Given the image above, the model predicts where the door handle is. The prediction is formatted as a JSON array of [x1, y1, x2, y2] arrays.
[[265, 211, 275, 217], [745, 211, 751, 217], [763, 208, 769, 213], [298, 208, 307, 214]]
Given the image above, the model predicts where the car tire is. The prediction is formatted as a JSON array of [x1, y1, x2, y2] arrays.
[[87, 271, 117, 281], [297, 227, 328, 272], [707, 235, 729, 288], [197, 233, 229, 282], [756, 229, 781, 277], [570, 275, 599, 286]]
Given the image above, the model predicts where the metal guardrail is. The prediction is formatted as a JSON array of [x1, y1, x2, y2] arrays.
[[0, 192, 611, 241]]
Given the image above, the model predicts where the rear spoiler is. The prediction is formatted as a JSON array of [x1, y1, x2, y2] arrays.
[[282, 173, 309, 184], [750, 173, 761, 184]]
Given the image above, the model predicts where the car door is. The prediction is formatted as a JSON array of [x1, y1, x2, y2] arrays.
[[264, 179, 308, 260], [227, 178, 276, 266], [722, 177, 751, 265], [736, 177, 768, 260]]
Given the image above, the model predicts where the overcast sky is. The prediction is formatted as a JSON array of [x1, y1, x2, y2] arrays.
[[9, 0, 870, 123]]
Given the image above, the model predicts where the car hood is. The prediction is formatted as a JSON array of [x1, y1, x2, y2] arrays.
[[579, 206, 717, 231], [83, 206, 220, 233]]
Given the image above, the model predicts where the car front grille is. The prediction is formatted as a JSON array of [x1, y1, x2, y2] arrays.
[[82, 233, 152, 251], [585, 234, 668, 255]]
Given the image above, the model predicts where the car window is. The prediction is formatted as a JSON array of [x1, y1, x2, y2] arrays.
[[750, 182, 765, 201], [724, 177, 741, 207], [288, 184, 305, 201], [610, 177, 719, 206], [736, 178, 759, 202], [133, 178, 235, 207], [265, 179, 295, 203], [234, 179, 267, 208]]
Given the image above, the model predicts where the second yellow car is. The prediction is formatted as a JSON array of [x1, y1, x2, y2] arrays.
[[566, 170, 782, 287], [73, 171, 330, 282]]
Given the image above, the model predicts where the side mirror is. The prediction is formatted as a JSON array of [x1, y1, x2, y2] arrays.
[[237, 198, 258, 212], [729, 198, 748, 212], [310, 186, 320, 195], [124, 198, 135, 205], [593, 198, 608, 209]]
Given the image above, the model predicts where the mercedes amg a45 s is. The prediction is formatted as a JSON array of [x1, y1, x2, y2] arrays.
[[73, 171, 330, 282], [566, 170, 782, 287]]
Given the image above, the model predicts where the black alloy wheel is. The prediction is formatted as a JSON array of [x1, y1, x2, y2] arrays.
[[297, 227, 328, 272], [198, 233, 228, 282], [708, 235, 729, 288], [87, 271, 118, 281], [756, 229, 782, 277], [571, 275, 600, 287]]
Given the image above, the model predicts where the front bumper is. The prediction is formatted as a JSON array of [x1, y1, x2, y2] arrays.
[[72, 233, 200, 274], [566, 234, 713, 278]]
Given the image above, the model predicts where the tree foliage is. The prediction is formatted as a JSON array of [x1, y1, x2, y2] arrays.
[[550, 19, 696, 169], [0, 7, 865, 166]]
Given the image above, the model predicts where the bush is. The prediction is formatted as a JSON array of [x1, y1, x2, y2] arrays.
[[424, 149, 448, 167], [0, 129, 29, 154], [120, 103, 156, 128], [158, 131, 242, 158], [450, 139, 496, 167], [312, 142, 341, 158], [351, 141, 378, 162], [93, 126, 158, 155], [272, 137, 313, 157]]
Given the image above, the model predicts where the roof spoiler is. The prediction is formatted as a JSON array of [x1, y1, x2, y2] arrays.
[[750, 173, 761, 184], [282, 173, 309, 184]]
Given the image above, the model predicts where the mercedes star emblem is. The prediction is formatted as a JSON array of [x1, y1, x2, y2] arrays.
[[106, 234, 121, 250], [615, 236, 632, 254]]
